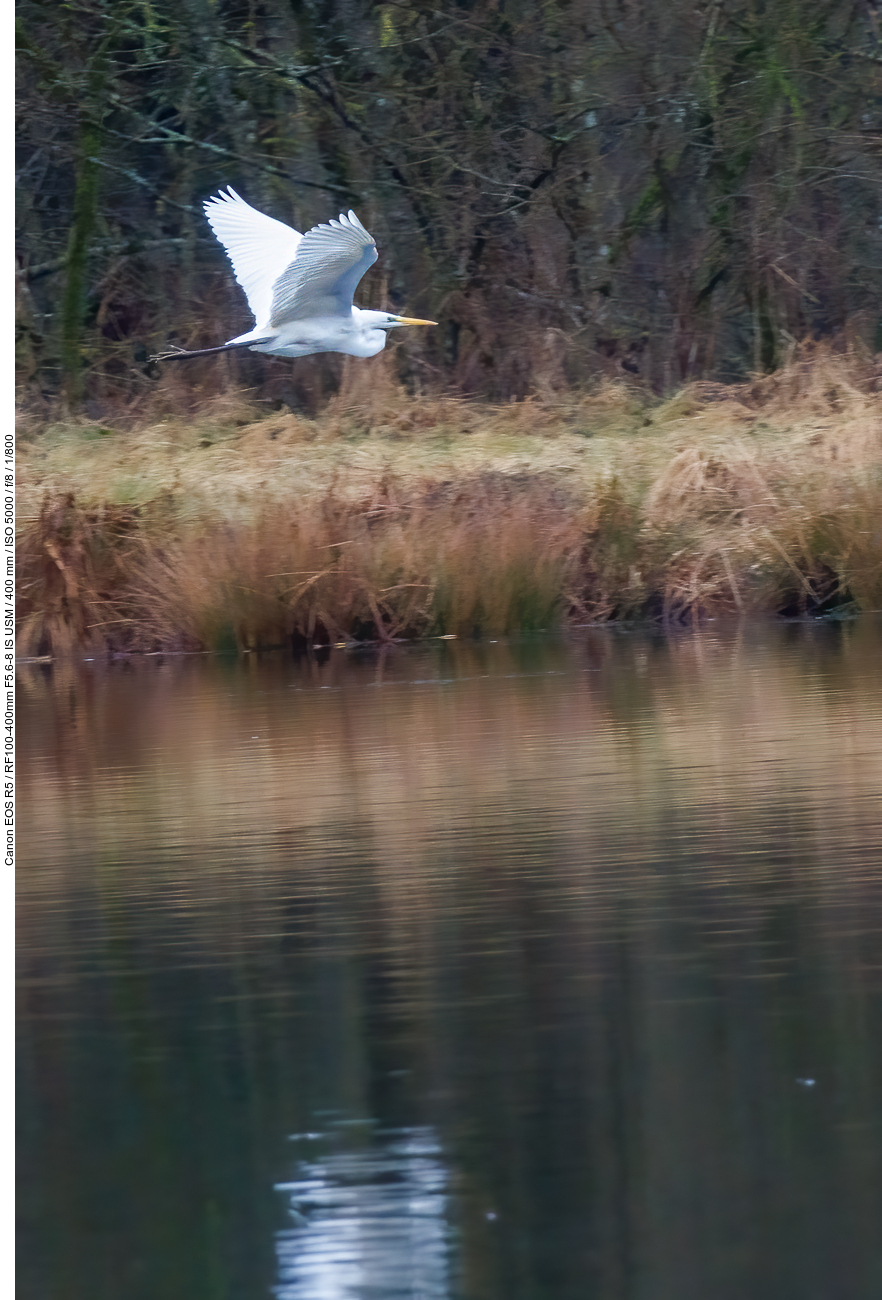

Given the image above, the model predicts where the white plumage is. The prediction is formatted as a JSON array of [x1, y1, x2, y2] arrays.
[[151, 188, 435, 363]]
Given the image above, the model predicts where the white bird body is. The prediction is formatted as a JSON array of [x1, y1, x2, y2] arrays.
[[225, 311, 406, 359], [151, 188, 435, 363]]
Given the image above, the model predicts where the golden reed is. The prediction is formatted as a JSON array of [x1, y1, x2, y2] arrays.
[[15, 345, 881, 655]]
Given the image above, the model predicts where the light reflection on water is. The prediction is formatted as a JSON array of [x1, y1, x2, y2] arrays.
[[16, 619, 882, 1300], [275, 1126, 451, 1300]]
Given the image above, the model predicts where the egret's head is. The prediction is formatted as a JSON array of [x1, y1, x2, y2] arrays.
[[360, 310, 437, 332]]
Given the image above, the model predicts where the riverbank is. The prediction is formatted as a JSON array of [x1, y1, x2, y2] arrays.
[[15, 347, 882, 655]]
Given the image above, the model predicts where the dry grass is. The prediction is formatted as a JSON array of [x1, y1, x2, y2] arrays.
[[15, 344, 882, 655]]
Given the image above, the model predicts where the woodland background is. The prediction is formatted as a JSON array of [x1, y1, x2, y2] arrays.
[[15, 0, 882, 413]]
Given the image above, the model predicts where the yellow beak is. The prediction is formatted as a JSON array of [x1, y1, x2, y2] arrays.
[[394, 316, 437, 326]]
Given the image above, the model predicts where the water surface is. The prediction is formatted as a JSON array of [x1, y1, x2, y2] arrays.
[[17, 621, 882, 1300]]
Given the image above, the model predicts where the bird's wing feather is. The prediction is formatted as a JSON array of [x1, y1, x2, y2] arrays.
[[204, 188, 302, 327], [269, 211, 378, 326]]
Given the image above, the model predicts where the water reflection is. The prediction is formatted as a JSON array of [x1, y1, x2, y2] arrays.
[[275, 1126, 451, 1300], [16, 621, 882, 1300]]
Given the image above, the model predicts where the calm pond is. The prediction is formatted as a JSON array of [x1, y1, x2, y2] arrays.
[[16, 620, 882, 1300]]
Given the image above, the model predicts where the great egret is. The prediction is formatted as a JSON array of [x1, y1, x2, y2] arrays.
[[150, 188, 436, 363]]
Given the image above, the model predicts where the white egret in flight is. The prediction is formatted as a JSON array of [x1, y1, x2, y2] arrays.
[[150, 188, 435, 363]]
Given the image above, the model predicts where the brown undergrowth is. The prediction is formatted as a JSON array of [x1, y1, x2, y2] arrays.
[[16, 345, 882, 656]]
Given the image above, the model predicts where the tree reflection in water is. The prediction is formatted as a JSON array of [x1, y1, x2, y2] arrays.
[[16, 623, 882, 1300]]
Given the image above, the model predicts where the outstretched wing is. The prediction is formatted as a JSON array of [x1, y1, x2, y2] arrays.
[[203, 188, 302, 327], [269, 211, 378, 326]]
